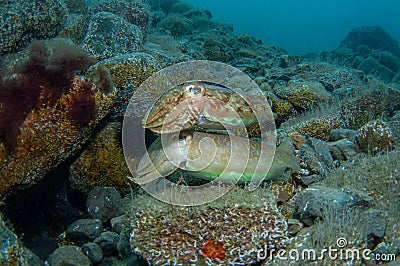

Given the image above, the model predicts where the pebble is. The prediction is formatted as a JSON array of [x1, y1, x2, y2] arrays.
[[94, 231, 120, 256], [87, 187, 124, 222], [46, 246, 91, 266], [66, 218, 103, 245], [82, 242, 104, 264]]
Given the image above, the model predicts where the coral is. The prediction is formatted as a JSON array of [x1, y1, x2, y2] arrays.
[[291, 116, 342, 141], [69, 122, 134, 194], [274, 81, 332, 111], [127, 187, 288, 265], [82, 12, 143, 60], [340, 87, 400, 129], [0, 0, 67, 54], [89, 0, 150, 37], [0, 76, 115, 198], [0, 38, 96, 147], [356, 119, 395, 154], [265, 92, 295, 123]]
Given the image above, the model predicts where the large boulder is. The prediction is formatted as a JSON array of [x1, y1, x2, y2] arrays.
[[339, 26, 400, 58]]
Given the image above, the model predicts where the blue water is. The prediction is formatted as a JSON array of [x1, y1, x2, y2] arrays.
[[185, 0, 400, 55]]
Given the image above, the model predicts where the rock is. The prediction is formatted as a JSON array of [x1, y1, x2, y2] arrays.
[[82, 242, 104, 264], [87, 187, 124, 222], [299, 174, 324, 186], [329, 128, 357, 142], [328, 139, 359, 160], [82, 12, 143, 60], [94, 53, 160, 117], [360, 209, 387, 240], [63, 0, 88, 14], [111, 215, 125, 234], [70, 123, 134, 194], [170, 2, 194, 14], [66, 218, 103, 245], [0, 217, 42, 265], [0, 0, 67, 54], [89, 0, 150, 37], [59, 14, 90, 44], [294, 185, 354, 226], [46, 246, 91, 266], [371, 50, 400, 73], [94, 231, 120, 256], [117, 234, 133, 258], [332, 47, 355, 63], [355, 56, 396, 82], [298, 138, 333, 174], [340, 186, 375, 209], [339, 26, 400, 58], [356, 44, 371, 57], [287, 218, 304, 236], [157, 14, 193, 36], [98, 256, 120, 266]]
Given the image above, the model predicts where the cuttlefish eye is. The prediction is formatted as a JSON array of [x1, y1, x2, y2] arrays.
[[185, 84, 204, 98]]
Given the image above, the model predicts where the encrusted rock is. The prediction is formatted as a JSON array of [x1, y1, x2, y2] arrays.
[[82, 242, 104, 264], [329, 128, 357, 142], [127, 187, 288, 265], [70, 123, 133, 194], [66, 218, 103, 245], [46, 246, 91, 266], [87, 187, 124, 222], [157, 14, 193, 36], [94, 231, 120, 256], [339, 26, 400, 58], [89, 0, 150, 37], [359, 208, 388, 240], [0, 217, 42, 265], [93, 52, 160, 117], [0, 0, 67, 54], [294, 185, 355, 226], [83, 12, 143, 60], [328, 139, 359, 160], [59, 14, 90, 44], [298, 138, 333, 174]]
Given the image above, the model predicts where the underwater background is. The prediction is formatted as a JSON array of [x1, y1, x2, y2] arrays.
[[186, 0, 400, 54], [0, 0, 399, 265]]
